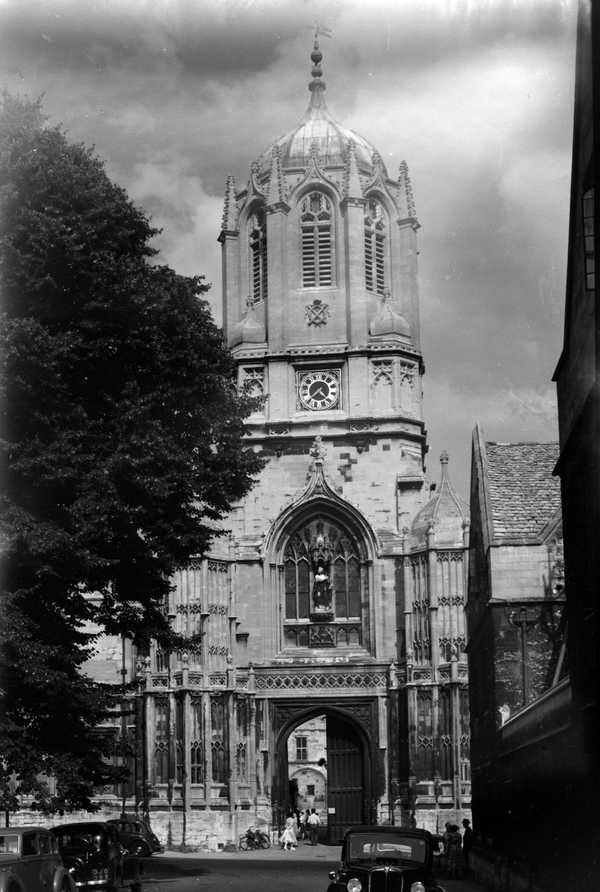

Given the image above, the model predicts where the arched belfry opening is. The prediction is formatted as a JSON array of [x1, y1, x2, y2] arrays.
[[273, 703, 376, 843]]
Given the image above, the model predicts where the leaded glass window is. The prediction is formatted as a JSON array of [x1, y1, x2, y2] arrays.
[[211, 695, 226, 784], [154, 699, 169, 784], [190, 697, 204, 785], [282, 519, 364, 649]]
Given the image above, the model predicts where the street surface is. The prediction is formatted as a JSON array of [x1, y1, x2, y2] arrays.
[[130, 845, 486, 892]]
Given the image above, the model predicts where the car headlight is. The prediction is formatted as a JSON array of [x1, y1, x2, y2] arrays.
[[410, 883, 426, 892], [347, 879, 362, 892]]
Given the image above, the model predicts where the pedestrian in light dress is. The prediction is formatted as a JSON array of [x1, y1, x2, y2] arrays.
[[280, 815, 297, 851]]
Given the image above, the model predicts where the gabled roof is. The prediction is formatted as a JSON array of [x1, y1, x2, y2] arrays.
[[482, 437, 561, 543]]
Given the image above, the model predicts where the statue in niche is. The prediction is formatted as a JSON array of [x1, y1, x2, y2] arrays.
[[309, 522, 334, 620], [313, 565, 332, 612]]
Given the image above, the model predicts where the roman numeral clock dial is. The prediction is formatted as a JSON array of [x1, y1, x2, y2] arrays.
[[298, 370, 340, 411]]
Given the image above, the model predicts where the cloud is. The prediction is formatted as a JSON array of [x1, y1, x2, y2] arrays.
[[126, 161, 223, 319], [0, 0, 577, 499]]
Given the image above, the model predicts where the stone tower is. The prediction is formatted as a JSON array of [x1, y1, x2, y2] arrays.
[[86, 37, 471, 849]]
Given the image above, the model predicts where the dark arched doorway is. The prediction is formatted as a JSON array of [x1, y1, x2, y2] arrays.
[[274, 705, 373, 844]]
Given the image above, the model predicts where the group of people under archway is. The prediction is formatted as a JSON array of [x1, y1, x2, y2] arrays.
[[280, 808, 321, 850]]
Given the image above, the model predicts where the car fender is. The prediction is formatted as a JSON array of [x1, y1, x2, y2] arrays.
[[52, 865, 76, 892], [0, 866, 25, 892]]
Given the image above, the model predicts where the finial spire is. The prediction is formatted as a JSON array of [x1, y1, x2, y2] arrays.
[[308, 25, 331, 110], [440, 450, 449, 481]]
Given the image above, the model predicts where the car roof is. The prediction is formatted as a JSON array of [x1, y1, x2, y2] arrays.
[[343, 826, 432, 839], [0, 827, 49, 835], [51, 822, 109, 830]]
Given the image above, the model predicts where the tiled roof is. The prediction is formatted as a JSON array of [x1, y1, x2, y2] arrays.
[[485, 442, 561, 541]]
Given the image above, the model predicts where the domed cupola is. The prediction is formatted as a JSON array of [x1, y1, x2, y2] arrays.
[[409, 452, 469, 551], [259, 36, 383, 175]]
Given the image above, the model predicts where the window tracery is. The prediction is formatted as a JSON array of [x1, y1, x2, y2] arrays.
[[300, 192, 333, 287], [282, 518, 364, 649]]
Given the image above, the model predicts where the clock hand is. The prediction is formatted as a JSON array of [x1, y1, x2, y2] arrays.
[[313, 385, 328, 399]]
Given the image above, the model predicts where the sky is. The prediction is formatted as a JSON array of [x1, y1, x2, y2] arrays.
[[0, 0, 577, 499]]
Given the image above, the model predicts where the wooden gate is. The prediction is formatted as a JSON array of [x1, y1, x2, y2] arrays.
[[326, 715, 364, 843]]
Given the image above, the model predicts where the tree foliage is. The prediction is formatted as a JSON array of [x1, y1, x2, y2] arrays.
[[0, 94, 263, 811]]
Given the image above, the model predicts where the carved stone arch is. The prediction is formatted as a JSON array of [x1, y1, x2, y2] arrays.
[[239, 195, 268, 232], [363, 188, 395, 221], [271, 698, 380, 837], [265, 494, 377, 655], [264, 484, 379, 566], [273, 699, 378, 754], [290, 177, 342, 209]]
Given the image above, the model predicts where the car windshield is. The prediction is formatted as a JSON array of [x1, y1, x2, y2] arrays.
[[347, 833, 428, 865], [54, 826, 106, 852], [0, 834, 19, 855]]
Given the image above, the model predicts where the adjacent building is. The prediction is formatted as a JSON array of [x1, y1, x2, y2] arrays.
[[467, 430, 573, 890], [552, 0, 600, 887]]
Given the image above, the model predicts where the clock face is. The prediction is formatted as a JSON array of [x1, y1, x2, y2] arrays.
[[298, 370, 340, 411]]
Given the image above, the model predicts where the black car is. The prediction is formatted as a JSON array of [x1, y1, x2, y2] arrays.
[[51, 822, 125, 891], [106, 816, 162, 857], [327, 826, 446, 892]]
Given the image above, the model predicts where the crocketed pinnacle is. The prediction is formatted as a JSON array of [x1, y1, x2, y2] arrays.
[[221, 175, 238, 232], [266, 146, 287, 207], [344, 140, 363, 200]]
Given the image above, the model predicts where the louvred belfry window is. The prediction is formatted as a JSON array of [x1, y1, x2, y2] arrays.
[[301, 192, 333, 287], [364, 199, 386, 295], [249, 208, 268, 301]]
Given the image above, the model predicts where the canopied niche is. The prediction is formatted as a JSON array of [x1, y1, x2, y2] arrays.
[[280, 517, 368, 651]]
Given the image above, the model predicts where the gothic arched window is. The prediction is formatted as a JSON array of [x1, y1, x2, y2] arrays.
[[300, 192, 333, 287], [249, 207, 268, 302], [364, 198, 386, 295], [283, 519, 364, 649]]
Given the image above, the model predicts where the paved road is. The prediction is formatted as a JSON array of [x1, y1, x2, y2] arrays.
[[130, 846, 486, 892]]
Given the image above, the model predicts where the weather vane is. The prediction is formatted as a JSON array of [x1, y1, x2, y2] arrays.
[[312, 22, 333, 41]]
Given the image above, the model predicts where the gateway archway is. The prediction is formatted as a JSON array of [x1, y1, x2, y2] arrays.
[[274, 705, 375, 843]]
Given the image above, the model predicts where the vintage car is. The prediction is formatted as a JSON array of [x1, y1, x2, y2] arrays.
[[51, 822, 125, 890], [0, 826, 75, 892], [106, 815, 162, 856], [327, 826, 446, 892]]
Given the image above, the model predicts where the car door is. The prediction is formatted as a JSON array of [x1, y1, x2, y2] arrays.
[[20, 831, 41, 891], [37, 831, 60, 892]]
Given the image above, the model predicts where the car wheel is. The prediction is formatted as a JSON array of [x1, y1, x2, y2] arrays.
[[132, 841, 151, 857]]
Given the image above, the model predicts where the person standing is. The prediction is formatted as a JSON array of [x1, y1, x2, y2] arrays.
[[462, 818, 473, 872], [446, 824, 462, 878], [281, 814, 297, 851], [308, 808, 321, 846]]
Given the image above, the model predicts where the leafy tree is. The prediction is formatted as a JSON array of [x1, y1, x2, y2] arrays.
[[0, 94, 263, 812]]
